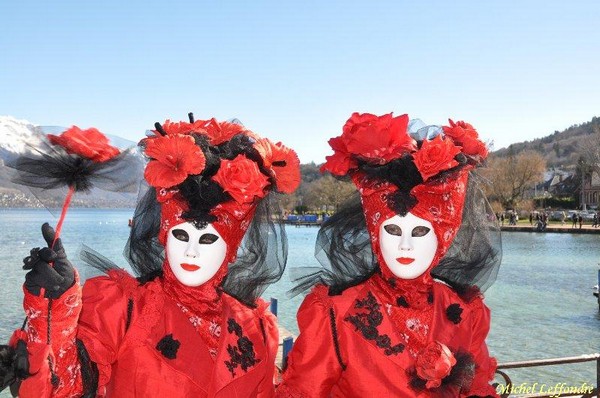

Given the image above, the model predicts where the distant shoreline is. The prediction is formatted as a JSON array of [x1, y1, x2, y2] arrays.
[[501, 224, 600, 234]]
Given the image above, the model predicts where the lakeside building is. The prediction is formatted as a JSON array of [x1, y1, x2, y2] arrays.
[[582, 170, 600, 209]]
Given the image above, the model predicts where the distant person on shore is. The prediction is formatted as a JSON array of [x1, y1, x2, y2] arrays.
[[277, 113, 500, 397], [529, 213, 533, 225], [572, 212, 578, 228], [592, 213, 598, 228], [561, 211, 566, 226], [578, 214, 583, 229], [500, 212, 505, 226]]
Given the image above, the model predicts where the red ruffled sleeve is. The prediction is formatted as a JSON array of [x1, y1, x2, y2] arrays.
[[463, 297, 498, 398], [76, 270, 135, 390], [276, 286, 343, 398], [18, 273, 83, 398]]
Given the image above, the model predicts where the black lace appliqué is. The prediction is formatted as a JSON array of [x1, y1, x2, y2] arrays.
[[224, 318, 260, 377], [396, 296, 409, 308], [344, 291, 404, 356], [446, 303, 463, 324], [156, 334, 180, 359]]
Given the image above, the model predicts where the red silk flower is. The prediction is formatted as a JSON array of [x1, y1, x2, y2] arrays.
[[144, 134, 206, 188], [254, 138, 301, 194], [213, 154, 269, 204], [321, 135, 358, 176], [342, 112, 416, 164], [147, 118, 248, 147], [203, 118, 246, 145], [321, 113, 417, 175], [442, 120, 488, 159], [158, 119, 207, 136], [48, 126, 120, 163], [412, 135, 461, 181], [415, 341, 457, 389]]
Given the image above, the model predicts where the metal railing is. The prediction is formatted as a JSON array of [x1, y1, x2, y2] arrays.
[[496, 353, 600, 397]]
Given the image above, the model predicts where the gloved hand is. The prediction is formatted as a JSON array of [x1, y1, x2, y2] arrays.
[[23, 223, 75, 299], [0, 340, 29, 394]]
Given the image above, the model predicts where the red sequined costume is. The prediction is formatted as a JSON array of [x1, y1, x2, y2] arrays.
[[277, 113, 499, 397]]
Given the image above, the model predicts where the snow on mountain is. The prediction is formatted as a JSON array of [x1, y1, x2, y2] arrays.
[[0, 116, 45, 159], [0, 116, 138, 161]]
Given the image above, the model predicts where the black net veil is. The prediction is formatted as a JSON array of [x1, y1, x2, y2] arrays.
[[289, 171, 501, 297], [81, 182, 288, 306], [6, 129, 142, 215], [288, 192, 375, 297], [430, 173, 502, 293], [221, 193, 288, 305]]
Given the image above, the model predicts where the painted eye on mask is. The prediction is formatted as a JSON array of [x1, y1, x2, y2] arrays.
[[411, 226, 431, 237], [199, 233, 219, 244], [172, 229, 189, 242], [383, 224, 402, 236]]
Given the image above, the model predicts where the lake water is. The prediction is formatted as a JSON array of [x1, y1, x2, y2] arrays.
[[1, 208, 599, 391]]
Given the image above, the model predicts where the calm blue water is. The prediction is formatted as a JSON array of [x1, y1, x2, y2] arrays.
[[1, 208, 599, 390]]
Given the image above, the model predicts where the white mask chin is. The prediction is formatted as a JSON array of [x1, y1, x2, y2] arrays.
[[378, 212, 438, 280], [166, 221, 228, 287]]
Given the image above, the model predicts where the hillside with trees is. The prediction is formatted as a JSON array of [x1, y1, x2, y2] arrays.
[[493, 116, 600, 169]]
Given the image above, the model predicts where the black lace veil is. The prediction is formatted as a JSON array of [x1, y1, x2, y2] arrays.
[[80, 182, 288, 306], [289, 172, 501, 296]]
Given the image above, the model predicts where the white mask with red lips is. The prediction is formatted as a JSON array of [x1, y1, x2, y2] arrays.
[[166, 221, 228, 287], [379, 212, 438, 280]]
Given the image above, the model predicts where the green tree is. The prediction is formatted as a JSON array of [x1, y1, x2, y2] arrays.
[[302, 175, 355, 212]]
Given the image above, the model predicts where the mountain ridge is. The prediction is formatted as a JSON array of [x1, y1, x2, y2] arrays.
[[491, 115, 600, 170]]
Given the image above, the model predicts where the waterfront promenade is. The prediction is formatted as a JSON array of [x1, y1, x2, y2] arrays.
[[501, 222, 600, 234]]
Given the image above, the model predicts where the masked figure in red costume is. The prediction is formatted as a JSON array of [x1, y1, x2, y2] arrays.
[[2, 115, 301, 397], [277, 113, 501, 397]]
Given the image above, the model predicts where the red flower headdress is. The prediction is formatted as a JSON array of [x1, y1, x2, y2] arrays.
[[141, 113, 300, 215], [321, 112, 489, 271], [322, 112, 486, 181], [129, 113, 301, 307]]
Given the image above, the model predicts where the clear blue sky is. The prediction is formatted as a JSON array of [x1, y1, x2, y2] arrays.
[[1, 1, 598, 163]]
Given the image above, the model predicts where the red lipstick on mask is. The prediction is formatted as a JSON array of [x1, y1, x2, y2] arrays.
[[396, 257, 414, 265], [181, 263, 201, 271]]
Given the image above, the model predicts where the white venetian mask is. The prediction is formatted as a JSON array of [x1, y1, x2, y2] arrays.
[[166, 221, 228, 287], [378, 212, 438, 279]]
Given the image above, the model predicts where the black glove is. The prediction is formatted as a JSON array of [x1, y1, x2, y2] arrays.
[[0, 340, 29, 394], [23, 223, 75, 299]]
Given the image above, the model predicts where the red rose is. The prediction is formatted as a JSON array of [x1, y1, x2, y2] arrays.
[[144, 134, 206, 188], [415, 341, 457, 389], [412, 135, 461, 181], [254, 138, 301, 194], [47, 126, 120, 163], [442, 119, 488, 159], [342, 112, 416, 164], [213, 155, 269, 204], [320, 136, 357, 176]]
